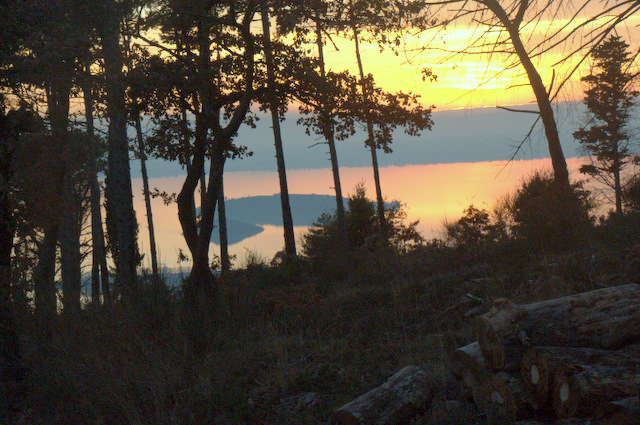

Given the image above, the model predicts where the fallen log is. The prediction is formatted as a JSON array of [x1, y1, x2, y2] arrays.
[[476, 283, 640, 370], [593, 396, 640, 425], [450, 342, 490, 410], [520, 347, 554, 410], [543, 349, 640, 418], [330, 365, 433, 425]]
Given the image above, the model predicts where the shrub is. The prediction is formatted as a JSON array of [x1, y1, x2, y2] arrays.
[[506, 171, 594, 251], [301, 184, 423, 278], [444, 204, 506, 254], [624, 173, 640, 215]]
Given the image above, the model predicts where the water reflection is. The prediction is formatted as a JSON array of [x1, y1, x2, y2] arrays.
[[132, 158, 584, 270]]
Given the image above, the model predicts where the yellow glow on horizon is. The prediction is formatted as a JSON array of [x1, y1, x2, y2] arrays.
[[307, 7, 640, 111]]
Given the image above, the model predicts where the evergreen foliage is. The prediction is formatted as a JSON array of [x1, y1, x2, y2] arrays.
[[507, 172, 594, 251], [574, 35, 639, 216], [302, 184, 423, 276]]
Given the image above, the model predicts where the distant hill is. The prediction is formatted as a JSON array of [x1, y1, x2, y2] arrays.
[[210, 219, 264, 245], [223, 194, 336, 226], [198, 194, 336, 245]]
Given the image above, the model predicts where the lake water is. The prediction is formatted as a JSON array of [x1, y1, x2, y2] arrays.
[[132, 157, 587, 270]]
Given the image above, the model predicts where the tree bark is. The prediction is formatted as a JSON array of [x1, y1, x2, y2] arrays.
[[613, 144, 623, 216], [482, 0, 570, 189], [59, 170, 82, 313], [594, 396, 640, 425], [218, 175, 230, 275], [451, 341, 490, 410], [0, 101, 25, 407], [44, 66, 78, 314], [134, 114, 159, 279], [543, 348, 640, 418], [475, 284, 640, 370], [331, 365, 433, 425], [520, 346, 638, 413], [262, 7, 296, 256], [33, 225, 58, 343], [352, 24, 386, 235], [101, 0, 139, 294], [315, 17, 348, 245], [83, 80, 109, 304]]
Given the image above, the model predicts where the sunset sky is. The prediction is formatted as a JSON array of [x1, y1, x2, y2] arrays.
[[132, 3, 640, 268], [308, 3, 640, 110]]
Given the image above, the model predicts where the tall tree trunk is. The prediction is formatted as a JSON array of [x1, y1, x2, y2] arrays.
[[262, 8, 296, 256], [134, 115, 159, 279], [33, 78, 70, 337], [59, 131, 82, 313], [83, 80, 109, 304], [59, 173, 82, 313], [316, 18, 347, 244], [613, 143, 623, 217], [46, 71, 78, 314], [0, 101, 25, 410], [101, 0, 139, 294], [177, 4, 255, 353], [189, 149, 225, 290], [218, 174, 229, 275], [178, 117, 213, 288], [352, 23, 386, 235], [33, 225, 58, 343], [484, 0, 570, 189]]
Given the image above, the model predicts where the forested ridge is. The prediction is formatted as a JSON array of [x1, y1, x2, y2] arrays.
[[1, 1, 640, 423]]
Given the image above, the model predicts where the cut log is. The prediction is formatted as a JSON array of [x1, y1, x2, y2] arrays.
[[593, 396, 640, 425], [520, 347, 554, 410], [522, 346, 640, 412], [481, 372, 533, 425], [476, 283, 640, 370], [541, 348, 640, 418], [451, 342, 490, 410], [451, 342, 486, 380], [330, 366, 433, 425]]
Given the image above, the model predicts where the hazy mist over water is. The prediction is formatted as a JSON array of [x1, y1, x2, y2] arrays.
[[139, 103, 586, 179]]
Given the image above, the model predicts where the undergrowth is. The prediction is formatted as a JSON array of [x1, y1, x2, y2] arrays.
[[6, 179, 640, 424]]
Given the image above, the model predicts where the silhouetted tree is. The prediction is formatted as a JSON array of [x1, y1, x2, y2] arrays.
[[336, 0, 432, 235], [99, 0, 141, 295], [573, 36, 639, 217], [80, 71, 110, 304], [0, 97, 34, 417], [126, 42, 160, 279], [275, 0, 349, 244], [261, 5, 296, 256], [138, 1, 258, 301], [415, 0, 571, 188]]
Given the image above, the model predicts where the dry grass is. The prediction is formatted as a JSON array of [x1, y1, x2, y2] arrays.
[[8, 232, 640, 424]]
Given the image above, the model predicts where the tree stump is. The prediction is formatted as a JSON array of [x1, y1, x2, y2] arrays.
[[476, 284, 640, 370], [330, 366, 433, 425]]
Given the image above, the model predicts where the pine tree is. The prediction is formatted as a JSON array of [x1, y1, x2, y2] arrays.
[[574, 36, 639, 217]]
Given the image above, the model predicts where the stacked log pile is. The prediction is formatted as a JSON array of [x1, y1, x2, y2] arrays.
[[452, 283, 640, 424]]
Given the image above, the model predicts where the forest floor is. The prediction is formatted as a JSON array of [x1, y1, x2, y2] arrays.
[[8, 232, 640, 424]]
